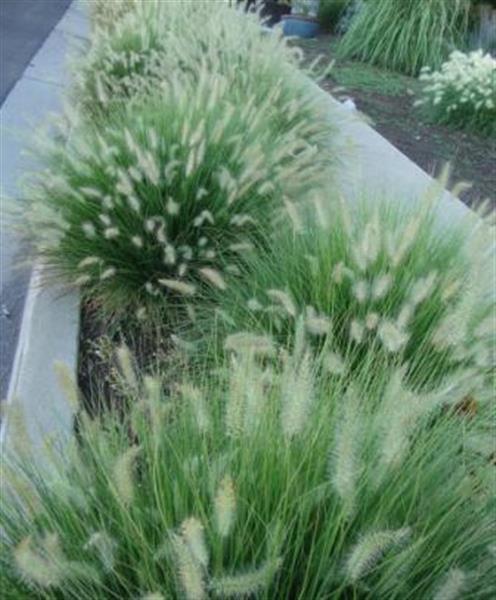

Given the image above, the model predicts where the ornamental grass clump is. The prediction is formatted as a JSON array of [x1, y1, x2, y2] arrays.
[[74, 0, 332, 137], [416, 49, 496, 136], [75, 0, 172, 116], [196, 185, 495, 386], [26, 61, 332, 317], [1, 338, 494, 598], [338, 0, 471, 76]]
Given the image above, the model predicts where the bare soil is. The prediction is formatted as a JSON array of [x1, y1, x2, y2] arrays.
[[77, 301, 175, 416]]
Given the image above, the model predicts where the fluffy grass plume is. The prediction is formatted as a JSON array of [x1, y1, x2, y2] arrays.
[[416, 49, 496, 136], [225, 351, 270, 438], [182, 517, 209, 568], [338, 0, 471, 75], [84, 532, 117, 573], [13, 533, 100, 590], [210, 557, 283, 597], [112, 445, 140, 506], [280, 349, 315, 438], [116, 344, 138, 390], [330, 385, 362, 515], [433, 568, 468, 600], [214, 476, 237, 538], [14, 536, 66, 589], [345, 527, 412, 582], [1, 342, 494, 598], [171, 532, 206, 600]]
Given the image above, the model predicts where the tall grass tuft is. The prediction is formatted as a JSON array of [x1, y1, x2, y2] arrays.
[[338, 0, 471, 75], [25, 59, 333, 317], [193, 186, 495, 386], [74, 0, 331, 131], [1, 341, 494, 598], [25, 0, 337, 319]]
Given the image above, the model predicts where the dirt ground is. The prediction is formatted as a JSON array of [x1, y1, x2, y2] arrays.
[[297, 35, 496, 209]]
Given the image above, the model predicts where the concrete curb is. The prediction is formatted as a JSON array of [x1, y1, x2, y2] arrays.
[[1, 266, 79, 456], [1, 1, 87, 465], [311, 82, 473, 227]]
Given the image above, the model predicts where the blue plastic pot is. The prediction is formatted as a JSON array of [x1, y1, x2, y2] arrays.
[[281, 14, 319, 38]]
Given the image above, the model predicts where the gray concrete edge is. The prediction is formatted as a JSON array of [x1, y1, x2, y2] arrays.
[[310, 79, 474, 227], [1, 2, 86, 466], [1, 266, 80, 458]]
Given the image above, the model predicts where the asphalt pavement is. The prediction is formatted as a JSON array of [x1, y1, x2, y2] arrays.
[[0, 0, 71, 399]]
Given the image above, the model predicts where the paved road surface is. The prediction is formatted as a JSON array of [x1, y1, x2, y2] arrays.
[[0, 0, 71, 399], [1, 0, 71, 103]]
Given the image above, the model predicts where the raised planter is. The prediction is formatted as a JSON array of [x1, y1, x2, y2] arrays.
[[2, 6, 476, 469], [282, 14, 320, 37], [1, 266, 79, 461]]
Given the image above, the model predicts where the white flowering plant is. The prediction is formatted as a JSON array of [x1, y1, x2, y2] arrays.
[[194, 182, 495, 386], [416, 50, 496, 136], [1, 339, 494, 598]]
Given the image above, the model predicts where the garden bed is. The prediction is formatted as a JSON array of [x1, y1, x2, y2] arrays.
[[297, 35, 496, 208], [76, 35, 496, 413], [2, 3, 495, 598]]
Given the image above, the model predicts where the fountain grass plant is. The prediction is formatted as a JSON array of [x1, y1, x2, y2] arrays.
[[191, 183, 495, 386], [338, 0, 471, 76], [1, 335, 495, 599], [25, 58, 333, 319], [74, 0, 331, 130], [24, 0, 339, 322]]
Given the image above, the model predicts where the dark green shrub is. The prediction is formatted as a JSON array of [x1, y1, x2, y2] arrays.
[[317, 0, 351, 31]]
